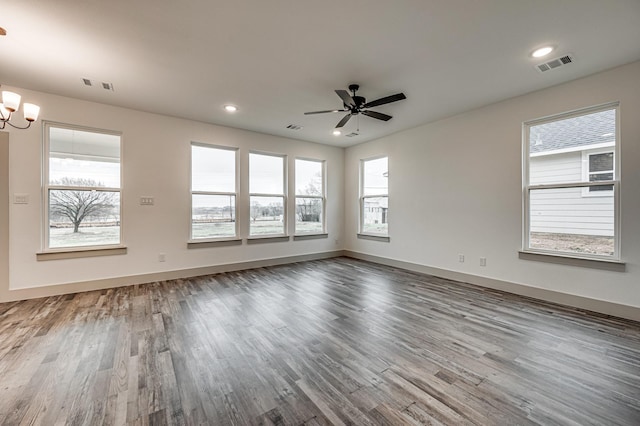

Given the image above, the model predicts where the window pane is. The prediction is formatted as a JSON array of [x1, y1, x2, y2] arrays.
[[192, 145, 236, 192], [250, 196, 284, 235], [363, 157, 388, 195], [529, 186, 614, 256], [589, 152, 613, 173], [589, 172, 614, 182], [192, 194, 236, 239], [295, 159, 323, 196], [362, 196, 388, 235], [250, 153, 284, 194], [528, 109, 615, 185], [588, 172, 614, 192], [295, 197, 323, 234], [49, 127, 120, 187], [49, 189, 120, 248]]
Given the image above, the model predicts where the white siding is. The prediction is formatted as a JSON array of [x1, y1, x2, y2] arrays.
[[530, 152, 581, 185], [529, 153, 614, 236]]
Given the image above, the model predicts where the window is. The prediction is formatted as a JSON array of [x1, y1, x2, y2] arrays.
[[249, 152, 286, 236], [524, 103, 619, 259], [295, 158, 325, 234], [583, 149, 614, 194], [360, 156, 388, 236], [44, 123, 121, 250], [191, 143, 237, 240]]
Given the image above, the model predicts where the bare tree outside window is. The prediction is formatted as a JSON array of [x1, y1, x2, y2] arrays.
[[45, 124, 121, 249], [295, 159, 325, 234], [249, 153, 286, 236], [49, 178, 117, 233]]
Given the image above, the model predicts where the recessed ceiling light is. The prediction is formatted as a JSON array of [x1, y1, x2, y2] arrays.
[[224, 105, 238, 113], [531, 46, 554, 58], [332, 130, 341, 136]]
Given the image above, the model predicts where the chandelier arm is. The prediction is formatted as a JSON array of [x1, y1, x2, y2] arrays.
[[4, 120, 32, 130]]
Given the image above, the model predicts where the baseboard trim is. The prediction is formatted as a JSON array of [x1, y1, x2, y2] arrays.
[[1, 250, 346, 303], [344, 250, 640, 322], [5, 249, 638, 323]]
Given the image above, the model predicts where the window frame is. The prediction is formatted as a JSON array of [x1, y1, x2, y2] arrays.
[[189, 142, 239, 242], [359, 155, 389, 238], [248, 151, 287, 238], [294, 157, 326, 235], [522, 102, 620, 261], [42, 121, 123, 253]]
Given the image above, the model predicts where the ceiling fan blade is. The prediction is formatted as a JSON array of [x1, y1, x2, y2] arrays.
[[335, 114, 352, 128], [362, 110, 392, 121], [362, 92, 406, 109], [335, 90, 356, 108], [304, 109, 347, 115]]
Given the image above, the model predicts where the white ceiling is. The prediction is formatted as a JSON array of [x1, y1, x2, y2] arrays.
[[2, 0, 640, 147]]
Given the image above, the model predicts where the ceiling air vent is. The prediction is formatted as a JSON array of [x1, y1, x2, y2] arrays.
[[286, 124, 303, 130], [535, 54, 574, 73], [345, 132, 359, 137], [102, 82, 114, 91], [82, 78, 93, 86]]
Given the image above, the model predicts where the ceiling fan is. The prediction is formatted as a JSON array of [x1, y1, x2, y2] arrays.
[[304, 84, 406, 129]]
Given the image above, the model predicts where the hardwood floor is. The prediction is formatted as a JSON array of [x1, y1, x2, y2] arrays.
[[1, 257, 639, 425]]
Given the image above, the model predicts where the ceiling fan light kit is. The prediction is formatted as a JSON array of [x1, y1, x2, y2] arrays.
[[305, 84, 406, 130]]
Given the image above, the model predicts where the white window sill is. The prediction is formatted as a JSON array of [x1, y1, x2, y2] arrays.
[[293, 233, 328, 241], [37, 246, 127, 261], [518, 250, 625, 272], [246, 235, 290, 244], [357, 233, 390, 242], [187, 238, 242, 249]]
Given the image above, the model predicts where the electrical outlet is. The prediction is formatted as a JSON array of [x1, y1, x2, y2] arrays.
[[480, 257, 487, 267], [458, 254, 465, 263], [158, 253, 166, 262], [13, 193, 29, 204], [140, 196, 154, 205]]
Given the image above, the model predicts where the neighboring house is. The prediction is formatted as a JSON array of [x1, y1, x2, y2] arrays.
[[529, 109, 615, 236], [363, 197, 388, 226]]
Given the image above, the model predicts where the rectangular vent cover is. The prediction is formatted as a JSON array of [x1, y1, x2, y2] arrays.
[[102, 82, 114, 91], [345, 132, 359, 137], [82, 78, 93, 86], [536, 54, 574, 73], [286, 124, 303, 130]]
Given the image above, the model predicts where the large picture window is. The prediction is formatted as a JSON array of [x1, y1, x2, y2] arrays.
[[360, 156, 388, 236], [295, 158, 325, 235], [524, 103, 619, 259], [191, 143, 237, 240], [249, 152, 286, 236], [44, 123, 122, 250]]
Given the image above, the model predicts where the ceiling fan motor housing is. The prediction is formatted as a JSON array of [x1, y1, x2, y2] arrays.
[[347, 96, 366, 111]]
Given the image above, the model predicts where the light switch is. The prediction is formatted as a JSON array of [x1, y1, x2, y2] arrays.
[[140, 196, 154, 205], [13, 193, 29, 204]]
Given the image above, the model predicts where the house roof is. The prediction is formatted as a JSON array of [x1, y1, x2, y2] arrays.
[[529, 109, 615, 154]]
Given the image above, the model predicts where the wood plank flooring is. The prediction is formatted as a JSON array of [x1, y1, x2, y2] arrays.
[[1, 257, 639, 425]]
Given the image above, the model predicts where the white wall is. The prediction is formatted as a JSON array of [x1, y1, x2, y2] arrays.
[[2, 88, 343, 300], [345, 61, 640, 310]]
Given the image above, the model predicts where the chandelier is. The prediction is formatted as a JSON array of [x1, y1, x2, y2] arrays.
[[0, 89, 40, 130]]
